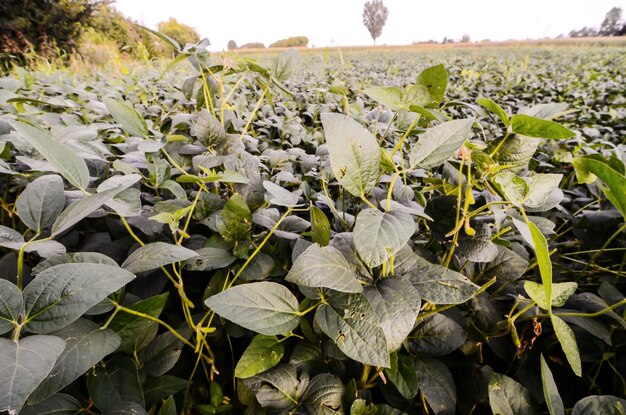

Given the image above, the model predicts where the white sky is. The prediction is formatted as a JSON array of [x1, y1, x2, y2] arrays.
[[113, 0, 624, 50]]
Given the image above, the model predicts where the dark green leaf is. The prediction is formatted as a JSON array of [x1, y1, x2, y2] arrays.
[[16, 175, 64, 231], [511, 114, 575, 139], [104, 98, 149, 138], [488, 372, 538, 415], [121, 242, 199, 274], [414, 356, 456, 415], [540, 354, 564, 415], [0, 279, 22, 335], [407, 313, 465, 356]]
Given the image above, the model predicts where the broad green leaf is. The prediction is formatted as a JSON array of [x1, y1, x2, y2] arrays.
[[244, 364, 299, 412], [511, 114, 575, 139], [524, 281, 577, 310], [235, 335, 284, 379], [32, 252, 118, 275], [572, 395, 626, 415], [540, 354, 564, 415], [481, 246, 529, 282], [23, 263, 135, 333], [183, 247, 236, 271], [10, 121, 90, 190], [407, 313, 465, 356], [414, 356, 456, 415], [121, 242, 198, 274], [520, 102, 570, 120], [490, 134, 540, 170], [353, 209, 415, 268], [51, 186, 124, 236], [314, 292, 390, 367], [0, 279, 22, 335], [108, 293, 168, 353], [87, 356, 144, 413], [416, 64, 449, 107], [104, 98, 149, 137], [143, 376, 191, 407], [488, 372, 538, 415], [205, 282, 300, 335], [29, 319, 121, 403], [351, 399, 378, 415], [139, 330, 190, 377], [572, 156, 626, 219], [217, 193, 252, 243], [157, 396, 177, 415], [286, 244, 362, 293], [309, 205, 330, 246], [363, 278, 421, 352], [16, 175, 64, 231], [321, 112, 381, 197], [477, 97, 510, 127], [364, 86, 404, 111], [21, 393, 81, 415], [456, 238, 498, 263], [551, 315, 582, 376], [528, 220, 553, 313], [0, 335, 66, 414], [403, 84, 432, 108], [492, 170, 529, 207], [409, 118, 474, 169], [299, 373, 344, 414], [263, 181, 301, 207], [404, 258, 479, 305], [524, 174, 563, 210], [385, 353, 418, 399]]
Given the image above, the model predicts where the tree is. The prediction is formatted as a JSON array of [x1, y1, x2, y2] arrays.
[[227, 40, 238, 50], [156, 18, 200, 47], [269, 36, 309, 48], [461, 34, 471, 43], [362, 0, 388, 44], [599, 7, 623, 36]]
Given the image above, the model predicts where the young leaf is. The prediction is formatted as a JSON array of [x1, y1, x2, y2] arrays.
[[0, 335, 66, 414], [121, 242, 199, 274], [540, 354, 565, 415], [477, 97, 510, 127], [16, 174, 65, 231], [0, 279, 23, 335], [104, 98, 149, 138], [524, 281, 577, 310], [409, 118, 474, 169], [321, 112, 381, 198], [23, 263, 135, 333], [416, 64, 449, 107], [572, 156, 626, 219], [353, 208, 415, 268], [28, 319, 122, 403], [488, 372, 538, 415], [510, 114, 575, 139], [205, 282, 300, 335], [314, 292, 390, 367], [414, 356, 457, 415], [309, 205, 330, 246], [286, 244, 362, 293], [10, 121, 90, 190], [551, 315, 582, 377], [235, 335, 285, 379]]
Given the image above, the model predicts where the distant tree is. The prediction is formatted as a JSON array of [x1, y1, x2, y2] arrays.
[[362, 0, 389, 44], [599, 7, 623, 36], [157, 18, 200, 47], [227, 40, 238, 50], [269, 36, 309, 48], [569, 26, 598, 38], [240, 42, 265, 49], [461, 34, 471, 43]]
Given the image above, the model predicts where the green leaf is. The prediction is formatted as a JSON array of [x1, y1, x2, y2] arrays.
[[51, 186, 125, 236], [572, 156, 626, 219], [528, 220, 553, 313], [363, 278, 421, 352], [477, 97, 510, 127], [314, 292, 390, 367], [235, 335, 285, 379], [409, 118, 474, 169], [488, 372, 538, 415], [104, 98, 149, 138], [524, 281, 577, 310], [407, 313, 465, 356], [217, 193, 252, 243], [492, 170, 529, 207], [524, 174, 563, 210], [23, 263, 135, 333], [416, 64, 449, 107], [29, 319, 121, 403], [135, 24, 180, 51], [490, 134, 540, 170], [481, 246, 529, 282], [139, 330, 189, 377], [540, 354, 564, 415], [244, 364, 300, 412], [121, 242, 199, 274], [16, 175, 65, 231], [108, 294, 168, 353], [0, 335, 66, 414], [263, 181, 301, 207], [184, 247, 236, 271], [286, 244, 362, 293], [299, 373, 344, 414], [385, 353, 418, 400], [310, 205, 331, 246], [404, 258, 479, 305], [87, 356, 144, 413], [321, 112, 381, 197], [143, 376, 191, 407], [157, 396, 177, 415], [551, 315, 582, 377], [572, 395, 626, 415], [10, 121, 90, 190], [0, 279, 22, 335], [510, 114, 575, 139], [205, 282, 300, 335], [21, 393, 81, 415], [353, 208, 415, 268], [414, 356, 456, 415], [364, 86, 404, 110]]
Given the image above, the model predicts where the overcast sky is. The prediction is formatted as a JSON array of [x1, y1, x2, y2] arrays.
[[113, 0, 623, 50]]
